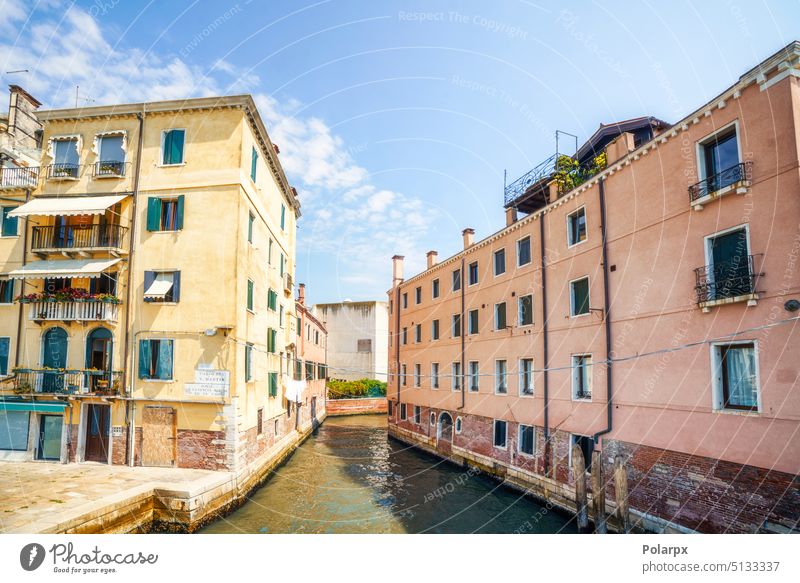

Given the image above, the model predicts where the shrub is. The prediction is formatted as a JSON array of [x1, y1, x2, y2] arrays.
[[327, 378, 387, 399]]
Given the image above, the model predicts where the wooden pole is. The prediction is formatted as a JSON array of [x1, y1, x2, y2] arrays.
[[591, 450, 607, 533], [571, 443, 589, 532], [613, 454, 630, 533]]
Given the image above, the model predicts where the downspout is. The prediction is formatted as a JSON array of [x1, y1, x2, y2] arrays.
[[594, 177, 614, 446], [394, 286, 401, 403], [539, 214, 550, 474], [458, 258, 465, 410], [124, 108, 146, 466], [14, 188, 31, 367]]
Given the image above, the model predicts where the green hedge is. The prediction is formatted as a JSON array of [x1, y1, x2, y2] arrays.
[[327, 378, 387, 399]]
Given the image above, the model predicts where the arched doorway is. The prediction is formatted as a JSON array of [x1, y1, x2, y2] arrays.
[[41, 327, 68, 392], [437, 412, 454, 442], [86, 327, 112, 388]]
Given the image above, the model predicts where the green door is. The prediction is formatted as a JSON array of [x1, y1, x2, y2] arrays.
[[37, 415, 63, 460], [41, 328, 68, 392], [711, 229, 750, 300]]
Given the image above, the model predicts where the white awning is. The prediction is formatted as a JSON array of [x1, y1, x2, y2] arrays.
[[8, 194, 128, 218], [143, 276, 173, 299], [7, 258, 122, 280]]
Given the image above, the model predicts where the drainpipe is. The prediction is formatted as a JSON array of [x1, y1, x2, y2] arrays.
[[593, 177, 614, 446], [14, 188, 31, 367], [124, 108, 146, 466], [458, 257, 465, 410], [391, 255, 404, 405], [539, 215, 550, 474]]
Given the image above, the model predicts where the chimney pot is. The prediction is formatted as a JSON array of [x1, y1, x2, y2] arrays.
[[392, 255, 405, 288], [462, 228, 475, 249], [426, 250, 438, 269], [297, 283, 306, 305], [505, 207, 518, 227]]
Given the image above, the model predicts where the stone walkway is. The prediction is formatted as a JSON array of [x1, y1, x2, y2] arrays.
[[0, 461, 230, 533]]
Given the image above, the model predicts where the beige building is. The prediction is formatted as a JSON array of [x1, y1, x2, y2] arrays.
[[0, 93, 325, 474]]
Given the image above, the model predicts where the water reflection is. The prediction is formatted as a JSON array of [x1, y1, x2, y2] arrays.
[[201, 415, 577, 534]]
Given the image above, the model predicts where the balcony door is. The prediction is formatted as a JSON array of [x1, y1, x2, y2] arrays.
[[86, 327, 112, 392], [709, 227, 751, 300], [41, 327, 68, 392]]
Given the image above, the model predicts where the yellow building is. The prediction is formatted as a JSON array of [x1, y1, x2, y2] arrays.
[[0, 94, 326, 472]]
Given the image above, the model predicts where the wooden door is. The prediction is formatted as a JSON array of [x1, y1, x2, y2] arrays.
[[141, 406, 176, 467], [84, 404, 110, 463]]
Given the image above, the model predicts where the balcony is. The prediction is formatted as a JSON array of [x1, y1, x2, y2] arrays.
[[47, 163, 81, 180], [93, 161, 129, 178], [31, 224, 127, 253], [23, 299, 120, 323], [689, 161, 752, 210], [10, 369, 122, 396], [284, 272, 293, 295], [694, 254, 761, 312], [0, 166, 40, 190]]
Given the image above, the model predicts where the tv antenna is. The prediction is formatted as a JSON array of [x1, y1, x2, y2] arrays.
[[5, 69, 29, 75], [75, 85, 95, 108]]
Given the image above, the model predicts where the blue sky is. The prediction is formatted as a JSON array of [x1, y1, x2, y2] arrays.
[[1, 0, 798, 304]]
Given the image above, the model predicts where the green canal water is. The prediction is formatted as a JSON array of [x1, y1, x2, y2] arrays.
[[201, 415, 578, 534]]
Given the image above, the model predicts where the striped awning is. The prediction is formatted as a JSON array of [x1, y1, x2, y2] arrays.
[[6, 258, 122, 279], [7, 194, 128, 217], [0, 399, 69, 413]]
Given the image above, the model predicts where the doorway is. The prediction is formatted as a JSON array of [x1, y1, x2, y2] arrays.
[[36, 415, 63, 461], [41, 327, 68, 393], [141, 406, 176, 467], [86, 328, 112, 392], [84, 404, 110, 463]]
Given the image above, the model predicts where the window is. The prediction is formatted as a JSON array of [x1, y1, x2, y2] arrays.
[[567, 207, 587, 246], [700, 126, 740, 187], [431, 363, 439, 389], [452, 268, 461, 291], [468, 309, 479, 335], [257, 408, 263, 434], [279, 305, 285, 328], [519, 425, 535, 456], [494, 302, 507, 330], [494, 249, 506, 276], [400, 403, 407, 421], [1, 207, 19, 236], [267, 328, 277, 353], [704, 227, 753, 301], [495, 360, 507, 394], [519, 358, 533, 396], [0, 337, 9, 376], [0, 280, 14, 304], [294, 358, 302, 381], [97, 134, 125, 175], [431, 319, 440, 340], [432, 278, 440, 299], [0, 410, 29, 450], [713, 342, 758, 411], [317, 363, 326, 380], [280, 203, 286, 230], [429, 412, 436, 425], [572, 354, 592, 400], [493, 420, 507, 449], [247, 279, 255, 312], [469, 361, 479, 392], [402, 293, 408, 309], [388, 401, 393, 417], [143, 271, 180, 302], [468, 261, 478, 285], [518, 294, 533, 326], [401, 364, 407, 386], [305, 361, 314, 381], [248, 212, 254, 243], [357, 339, 372, 352], [90, 273, 117, 296], [415, 286, 422, 304], [402, 327, 408, 345], [267, 288, 278, 311], [268, 239, 274, 265], [517, 236, 531, 266], [415, 324, 422, 343], [268, 372, 279, 397], [452, 314, 461, 338], [414, 364, 421, 387], [570, 277, 590, 316], [414, 405, 421, 424], [570, 435, 594, 470], [279, 253, 285, 276], [138, 338, 174, 380], [146, 196, 184, 231], [52, 138, 79, 177], [455, 417, 462, 433], [161, 129, 185, 165], [250, 147, 258, 182], [245, 344, 253, 381], [452, 362, 462, 390], [274, 418, 280, 435]]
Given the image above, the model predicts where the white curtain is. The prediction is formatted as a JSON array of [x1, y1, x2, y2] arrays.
[[726, 346, 757, 407]]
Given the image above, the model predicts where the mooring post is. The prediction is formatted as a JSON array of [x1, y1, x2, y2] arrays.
[[591, 450, 607, 533], [571, 443, 589, 532], [614, 454, 630, 533]]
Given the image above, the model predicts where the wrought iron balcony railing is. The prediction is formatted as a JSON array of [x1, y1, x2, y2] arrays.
[[689, 161, 752, 202], [694, 254, 759, 304], [26, 299, 120, 322], [31, 224, 127, 251], [0, 166, 40, 189], [504, 153, 558, 206], [47, 163, 81, 180], [93, 160, 128, 178], [11, 369, 122, 395]]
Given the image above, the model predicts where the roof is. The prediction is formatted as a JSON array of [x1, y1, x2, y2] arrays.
[[575, 116, 670, 162]]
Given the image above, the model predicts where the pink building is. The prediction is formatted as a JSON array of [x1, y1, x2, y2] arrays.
[[387, 42, 800, 533], [295, 283, 327, 429]]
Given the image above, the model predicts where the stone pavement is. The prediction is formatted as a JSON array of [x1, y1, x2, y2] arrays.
[[0, 461, 230, 533]]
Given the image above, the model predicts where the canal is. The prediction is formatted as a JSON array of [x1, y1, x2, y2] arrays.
[[201, 415, 578, 534]]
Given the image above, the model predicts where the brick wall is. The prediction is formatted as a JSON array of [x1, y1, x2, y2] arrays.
[[177, 429, 228, 471], [327, 397, 387, 416]]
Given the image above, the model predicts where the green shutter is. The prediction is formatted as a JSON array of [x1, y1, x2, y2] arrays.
[[280, 204, 286, 230], [162, 131, 173, 165], [247, 280, 254, 311], [168, 130, 184, 164], [0, 337, 10, 376], [2, 207, 19, 237], [146, 198, 161, 231], [269, 372, 278, 397], [138, 340, 151, 379], [175, 195, 185, 230], [251, 147, 258, 181], [248, 213, 254, 243], [245, 345, 252, 381], [280, 254, 284, 276]]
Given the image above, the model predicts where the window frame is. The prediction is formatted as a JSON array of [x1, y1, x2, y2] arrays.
[[1, 206, 20, 237], [415, 324, 422, 343], [160, 128, 186, 166], [415, 286, 422, 304], [452, 314, 462, 338], [566, 206, 587, 248], [703, 223, 752, 300], [518, 294, 533, 326], [696, 120, 742, 183], [516, 235, 532, 267], [431, 362, 439, 389], [452, 268, 462, 292], [432, 278, 440, 299], [414, 363, 421, 387], [569, 276, 591, 317], [468, 308, 479, 335], [246, 278, 255, 313], [493, 419, 508, 450], [468, 261, 479, 286], [571, 353, 593, 401], [0, 279, 14, 304], [138, 338, 175, 381], [494, 301, 507, 330], [431, 319, 440, 341], [493, 248, 506, 276], [711, 340, 761, 412], [519, 358, 534, 396], [518, 424, 535, 457], [468, 360, 479, 392], [495, 359, 508, 395], [451, 361, 462, 391]]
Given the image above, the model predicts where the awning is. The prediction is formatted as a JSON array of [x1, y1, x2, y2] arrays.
[[0, 400, 69, 413], [8, 194, 128, 218], [7, 258, 122, 280], [143, 275, 173, 299]]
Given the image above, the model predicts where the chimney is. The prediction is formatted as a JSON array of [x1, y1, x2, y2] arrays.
[[297, 283, 306, 305], [462, 228, 475, 249], [505, 207, 518, 227], [426, 250, 438, 269], [392, 255, 405, 288]]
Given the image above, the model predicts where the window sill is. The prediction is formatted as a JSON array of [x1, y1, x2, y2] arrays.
[[495, 390, 508, 396], [493, 445, 508, 451], [150, 230, 182, 234], [567, 238, 588, 249], [0, 235, 20, 239], [158, 163, 187, 168], [570, 312, 591, 319], [93, 174, 125, 180], [141, 379, 176, 383], [48, 176, 79, 182], [692, 180, 751, 211], [572, 395, 592, 402], [246, 309, 255, 315], [699, 293, 758, 313], [713, 407, 760, 416], [519, 392, 535, 398]]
